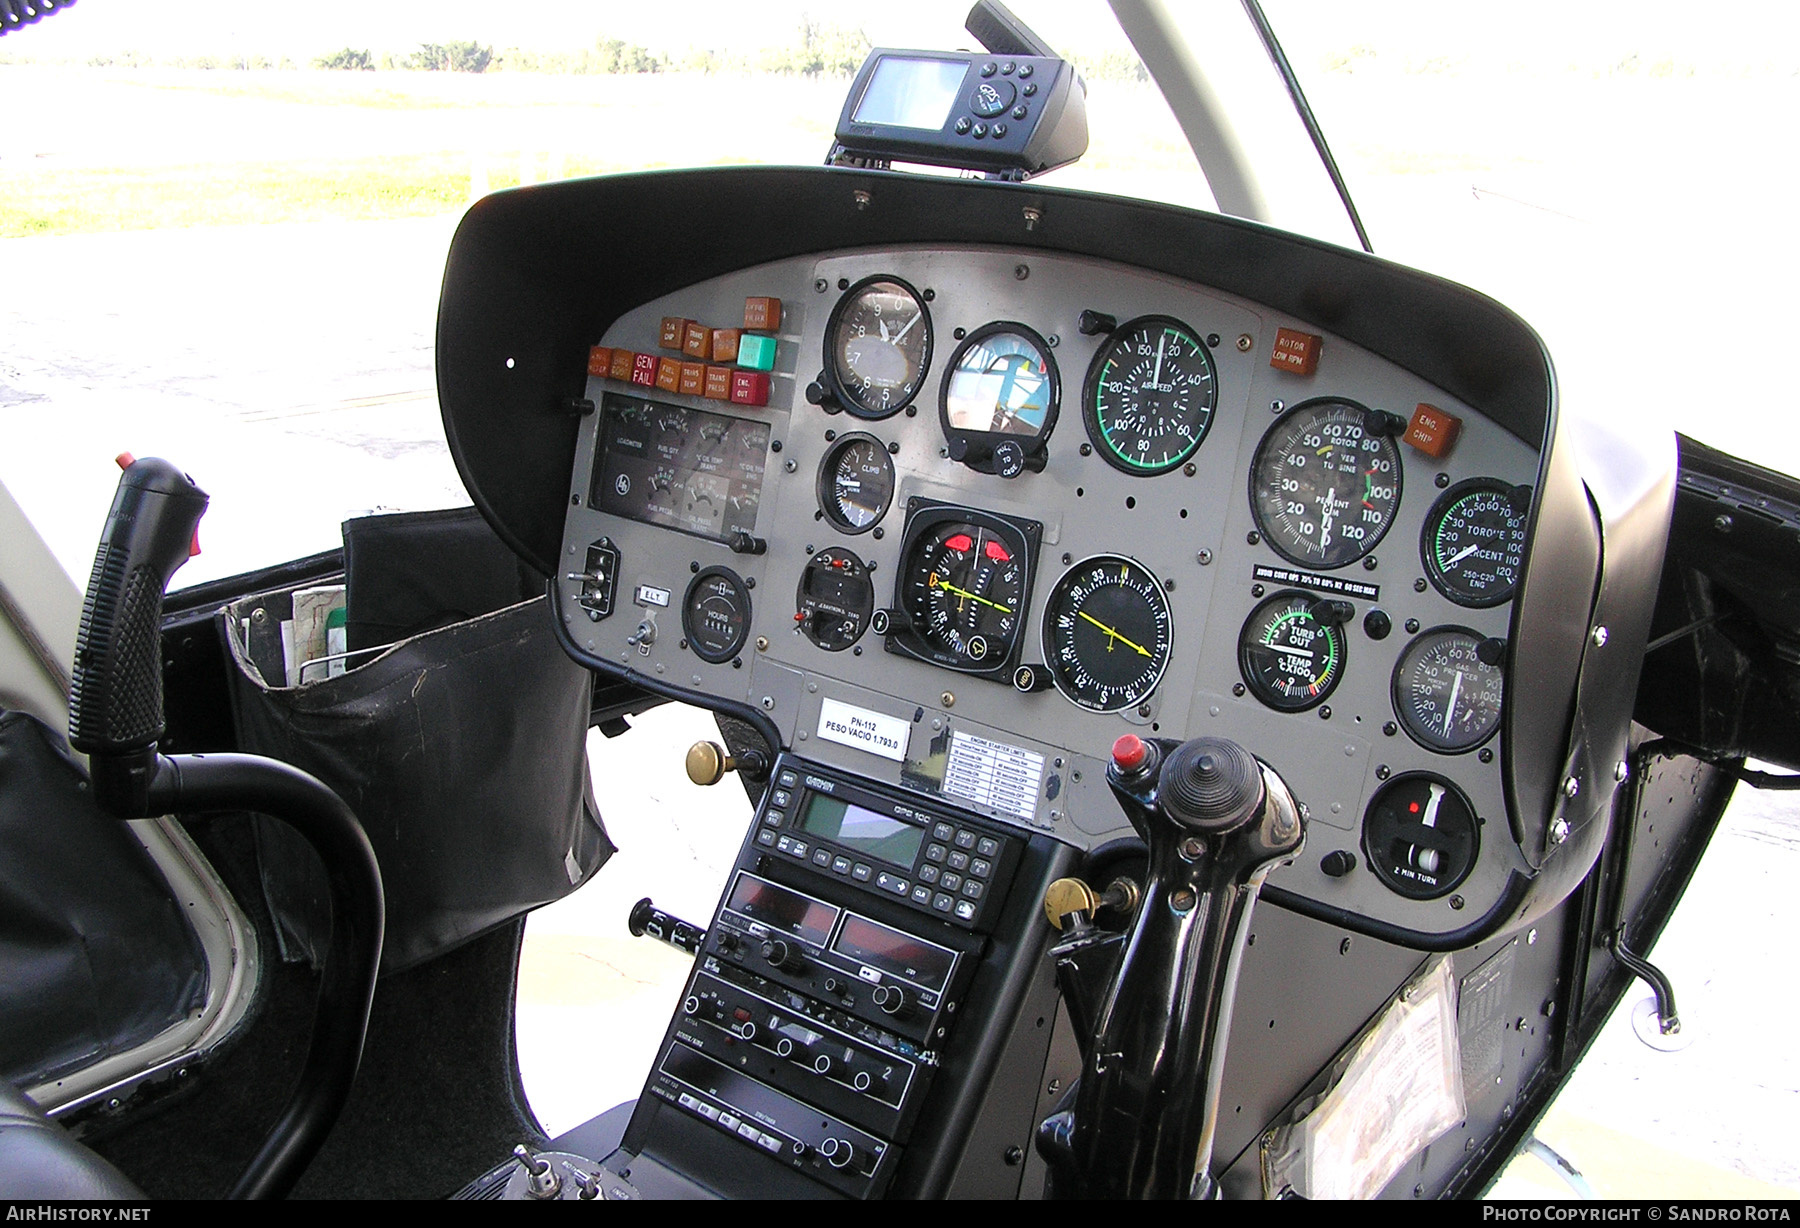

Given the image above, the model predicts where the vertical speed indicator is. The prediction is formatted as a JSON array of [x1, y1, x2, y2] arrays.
[[1041, 555, 1174, 712], [1082, 315, 1218, 475]]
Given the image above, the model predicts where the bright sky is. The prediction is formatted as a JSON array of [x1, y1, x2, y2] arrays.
[[6, 0, 1796, 73]]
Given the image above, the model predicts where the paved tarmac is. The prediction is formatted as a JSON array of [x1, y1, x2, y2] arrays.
[[3, 215, 1794, 1197]]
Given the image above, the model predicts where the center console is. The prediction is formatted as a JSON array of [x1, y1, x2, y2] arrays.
[[595, 754, 1061, 1199]]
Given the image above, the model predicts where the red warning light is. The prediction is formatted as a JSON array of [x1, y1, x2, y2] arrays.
[[984, 540, 1012, 562], [944, 533, 974, 553], [1409, 802, 1421, 813]]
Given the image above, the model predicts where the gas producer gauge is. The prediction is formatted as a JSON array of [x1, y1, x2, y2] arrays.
[[1391, 626, 1505, 753]]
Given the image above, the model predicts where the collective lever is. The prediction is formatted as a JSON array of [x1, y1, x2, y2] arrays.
[[1037, 733, 1304, 1199]]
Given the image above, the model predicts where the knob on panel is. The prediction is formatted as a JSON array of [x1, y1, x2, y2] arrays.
[[763, 938, 808, 973], [820, 1137, 855, 1170]]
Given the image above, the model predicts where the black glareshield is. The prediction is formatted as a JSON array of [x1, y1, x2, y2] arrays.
[[68, 458, 208, 807]]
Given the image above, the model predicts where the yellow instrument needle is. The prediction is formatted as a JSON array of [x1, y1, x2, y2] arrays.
[[1079, 610, 1151, 657]]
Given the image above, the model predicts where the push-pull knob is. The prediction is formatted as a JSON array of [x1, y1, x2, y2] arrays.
[[684, 740, 769, 786]]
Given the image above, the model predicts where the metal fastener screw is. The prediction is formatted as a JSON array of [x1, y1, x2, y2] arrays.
[[1591, 625, 1608, 647], [1170, 888, 1196, 912], [1340, 937, 1353, 955], [784, 459, 797, 473], [1548, 817, 1570, 845], [814, 278, 829, 293], [1138, 702, 1153, 717], [1414, 578, 1428, 593], [1232, 683, 1246, 697], [941, 691, 955, 708], [1563, 775, 1580, 798], [1022, 206, 1042, 231], [1479, 747, 1494, 763], [1236, 334, 1253, 352], [1271, 400, 1284, 413], [1714, 513, 1734, 533], [760, 696, 774, 710], [1376, 764, 1390, 780], [1180, 836, 1205, 860], [1615, 760, 1629, 782], [1363, 556, 1378, 571], [853, 189, 872, 210], [755, 636, 769, 651], [1197, 548, 1213, 565], [1014, 263, 1030, 281], [1527, 928, 1539, 945], [1450, 894, 1465, 910]]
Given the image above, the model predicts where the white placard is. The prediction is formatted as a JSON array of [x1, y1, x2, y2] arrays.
[[944, 730, 1043, 821], [816, 697, 911, 762]]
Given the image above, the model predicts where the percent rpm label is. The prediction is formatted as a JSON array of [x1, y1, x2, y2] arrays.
[[1042, 555, 1174, 712]]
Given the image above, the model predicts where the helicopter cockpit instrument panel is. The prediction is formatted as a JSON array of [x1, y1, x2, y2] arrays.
[[556, 244, 1539, 937]]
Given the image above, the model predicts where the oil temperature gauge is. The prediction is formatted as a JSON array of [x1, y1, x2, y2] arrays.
[[682, 566, 751, 664], [1392, 627, 1505, 753], [1237, 590, 1350, 712], [1361, 773, 1480, 900]]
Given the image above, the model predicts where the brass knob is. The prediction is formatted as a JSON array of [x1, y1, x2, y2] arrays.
[[1043, 877, 1101, 930], [685, 740, 737, 786]]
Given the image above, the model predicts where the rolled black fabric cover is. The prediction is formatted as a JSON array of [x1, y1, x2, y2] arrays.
[[0, 711, 208, 1088], [222, 590, 612, 977], [341, 507, 540, 653]]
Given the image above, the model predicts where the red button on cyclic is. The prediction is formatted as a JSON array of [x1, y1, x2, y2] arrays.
[[1112, 734, 1148, 772]]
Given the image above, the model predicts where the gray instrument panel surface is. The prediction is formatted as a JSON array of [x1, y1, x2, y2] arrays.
[[555, 247, 1538, 936]]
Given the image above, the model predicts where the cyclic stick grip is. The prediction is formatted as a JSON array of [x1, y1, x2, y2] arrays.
[[68, 457, 208, 815], [1039, 735, 1304, 1199]]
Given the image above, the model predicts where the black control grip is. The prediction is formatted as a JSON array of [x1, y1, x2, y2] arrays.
[[69, 458, 208, 757]]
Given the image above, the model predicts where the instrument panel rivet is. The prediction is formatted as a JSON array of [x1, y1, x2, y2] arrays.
[[1450, 895, 1465, 910], [1197, 548, 1213, 565], [1184, 462, 1198, 477], [755, 637, 769, 652], [807, 682, 818, 693], [1319, 705, 1332, 720], [1232, 683, 1246, 698], [941, 691, 956, 708], [1247, 531, 1261, 546], [1237, 334, 1254, 352], [1080, 442, 1093, 457], [814, 278, 829, 294], [770, 439, 782, 453], [760, 696, 774, 710], [1413, 578, 1428, 592], [1375, 764, 1390, 780], [1363, 556, 1378, 571], [1138, 702, 1153, 717], [1179, 836, 1205, 860], [1591, 625, 1609, 647], [784, 459, 797, 473], [1435, 472, 1451, 489], [1270, 400, 1284, 413], [1251, 583, 1265, 598], [1528, 928, 1539, 945], [1479, 748, 1494, 763], [1170, 888, 1196, 912], [1404, 618, 1420, 634], [1382, 721, 1397, 737], [1562, 775, 1580, 798], [1615, 760, 1629, 782], [932, 719, 943, 731], [1014, 264, 1030, 281]]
